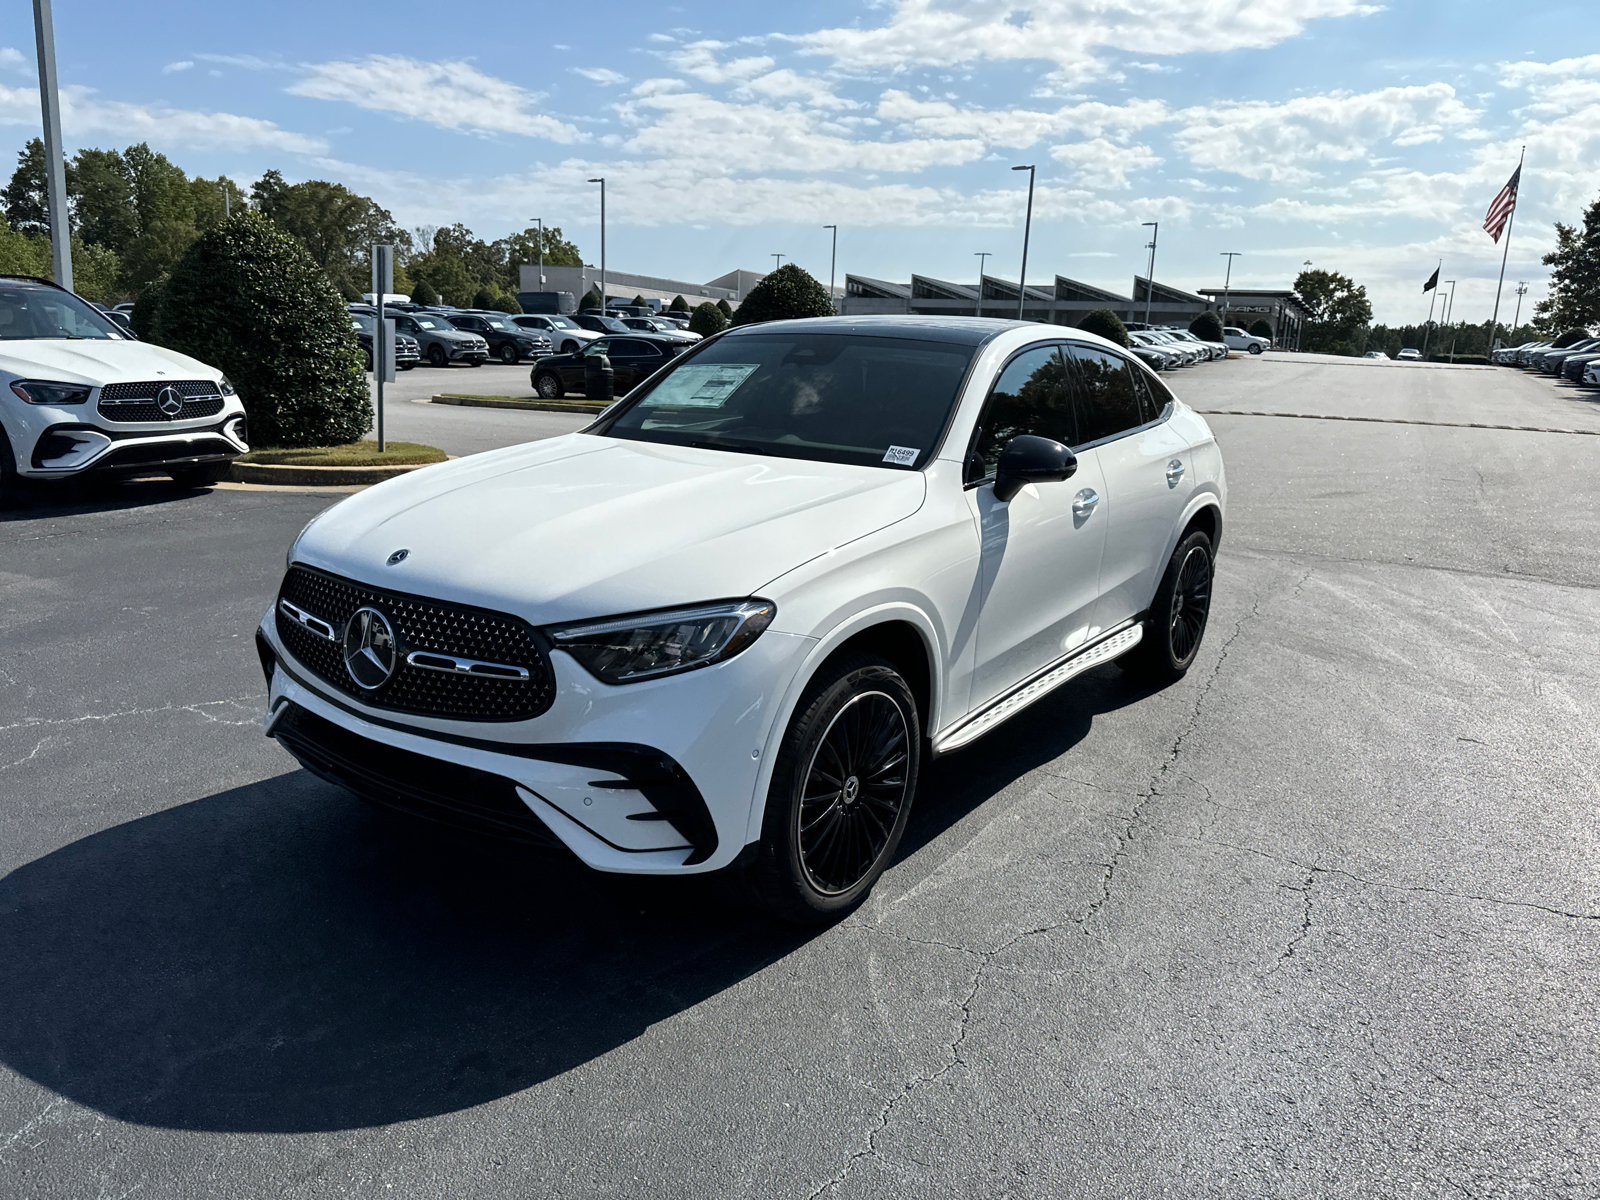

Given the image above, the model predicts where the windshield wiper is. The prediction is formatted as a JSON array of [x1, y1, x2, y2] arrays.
[[681, 437, 778, 457]]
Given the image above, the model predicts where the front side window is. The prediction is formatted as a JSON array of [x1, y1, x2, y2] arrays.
[[1068, 345, 1145, 445], [602, 332, 977, 470], [969, 345, 1076, 478]]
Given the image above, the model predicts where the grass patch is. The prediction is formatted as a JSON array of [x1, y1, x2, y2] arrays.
[[240, 440, 447, 467], [438, 392, 605, 410]]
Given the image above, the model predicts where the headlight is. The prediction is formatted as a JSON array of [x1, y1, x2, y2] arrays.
[[550, 599, 776, 684], [219, 376, 237, 396], [10, 379, 91, 405]]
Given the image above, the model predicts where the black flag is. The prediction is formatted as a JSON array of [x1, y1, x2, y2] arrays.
[[1423, 266, 1439, 292]]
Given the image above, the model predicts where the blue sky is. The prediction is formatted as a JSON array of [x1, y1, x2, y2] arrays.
[[3, 0, 1598, 324]]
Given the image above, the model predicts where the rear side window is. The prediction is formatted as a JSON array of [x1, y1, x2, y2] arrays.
[[1066, 345, 1144, 445], [610, 338, 661, 357], [970, 345, 1076, 478]]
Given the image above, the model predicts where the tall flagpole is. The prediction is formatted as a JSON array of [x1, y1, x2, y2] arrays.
[[1421, 260, 1441, 359], [1487, 145, 1525, 352]]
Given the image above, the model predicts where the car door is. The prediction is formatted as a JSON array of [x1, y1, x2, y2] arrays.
[[606, 338, 666, 389], [1065, 343, 1194, 630], [966, 343, 1111, 710]]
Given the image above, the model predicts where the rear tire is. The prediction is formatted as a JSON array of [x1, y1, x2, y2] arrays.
[[1120, 530, 1214, 686], [534, 372, 562, 400], [740, 653, 920, 924]]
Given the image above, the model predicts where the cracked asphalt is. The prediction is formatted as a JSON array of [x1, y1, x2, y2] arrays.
[[1, 354, 1597, 1198]]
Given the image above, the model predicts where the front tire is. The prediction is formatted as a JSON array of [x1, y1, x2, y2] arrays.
[[1120, 530, 1214, 686], [741, 653, 920, 924], [533, 371, 562, 400], [0, 426, 19, 508], [427, 344, 447, 368], [1249, 343, 1263, 355], [499, 344, 519, 365]]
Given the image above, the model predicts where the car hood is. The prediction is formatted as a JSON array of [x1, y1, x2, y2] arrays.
[[294, 433, 927, 627], [0, 339, 221, 386]]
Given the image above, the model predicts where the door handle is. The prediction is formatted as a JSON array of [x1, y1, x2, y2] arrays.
[[1166, 459, 1185, 486], [1072, 489, 1099, 518]]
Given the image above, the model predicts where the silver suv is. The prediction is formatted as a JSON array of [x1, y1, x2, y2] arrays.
[[391, 311, 488, 368]]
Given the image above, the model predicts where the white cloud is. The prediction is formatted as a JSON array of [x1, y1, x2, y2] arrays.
[[163, 61, 195, 75], [734, 69, 856, 111], [666, 41, 776, 84], [794, 0, 1380, 83], [1498, 53, 1600, 89], [0, 82, 327, 154], [1050, 137, 1161, 189], [289, 56, 584, 143], [194, 53, 288, 71], [878, 90, 1168, 147], [1173, 84, 1483, 184], [0, 47, 27, 72], [573, 67, 628, 86]]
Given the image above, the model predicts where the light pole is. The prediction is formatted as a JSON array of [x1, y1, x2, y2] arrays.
[[974, 251, 991, 281], [1442, 280, 1458, 363], [530, 216, 544, 289], [772, 253, 784, 270], [217, 181, 231, 219], [1511, 281, 1527, 336], [1141, 221, 1159, 327], [1219, 251, 1241, 327], [586, 177, 606, 310], [32, 0, 71, 290], [1012, 164, 1035, 321], [823, 225, 837, 308]]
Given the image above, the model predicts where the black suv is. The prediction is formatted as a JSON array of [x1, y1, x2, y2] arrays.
[[572, 312, 632, 335], [530, 334, 689, 399], [446, 312, 553, 364]]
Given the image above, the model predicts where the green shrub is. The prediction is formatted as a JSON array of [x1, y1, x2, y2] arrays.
[[1552, 327, 1592, 348], [411, 278, 438, 306], [630, 294, 647, 307], [717, 298, 734, 320], [130, 272, 169, 344], [491, 291, 521, 314], [1189, 310, 1224, 342], [579, 287, 602, 311], [1248, 319, 1273, 339], [670, 295, 690, 313], [731, 263, 834, 326], [1078, 308, 1130, 348], [150, 210, 371, 447], [472, 286, 501, 310], [688, 301, 729, 337]]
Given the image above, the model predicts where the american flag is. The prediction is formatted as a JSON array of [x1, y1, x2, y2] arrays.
[[1483, 165, 1521, 242]]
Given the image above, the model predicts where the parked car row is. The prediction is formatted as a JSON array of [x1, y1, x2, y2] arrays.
[[1126, 328, 1230, 371], [1494, 336, 1600, 386]]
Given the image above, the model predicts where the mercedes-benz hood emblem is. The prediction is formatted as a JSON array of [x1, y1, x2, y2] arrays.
[[386, 548, 409, 565], [342, 607, 398, 690]]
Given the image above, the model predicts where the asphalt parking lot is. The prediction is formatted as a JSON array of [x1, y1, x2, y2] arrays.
[[2, 354, 1597, 1197]]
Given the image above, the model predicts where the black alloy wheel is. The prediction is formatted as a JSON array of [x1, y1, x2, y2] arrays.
[[534, 372, 562, 400], [427, 344, 447, 368], [499, 343, 519, 364], [1119, 529, 1214, 686], [743, 652, 920, 923]]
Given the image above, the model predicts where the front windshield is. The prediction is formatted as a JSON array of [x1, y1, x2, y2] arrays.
[[602, 332, 977, 470], [352, 315, 375, 333], [0, 283, 126, 340], [478, 316, 517, 331], [411, 315, 453, 331], [593, 316, 628, 332], [548, 315, 579, 329]]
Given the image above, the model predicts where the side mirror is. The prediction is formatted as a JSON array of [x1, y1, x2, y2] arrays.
[[993, 434, 1076, 503]]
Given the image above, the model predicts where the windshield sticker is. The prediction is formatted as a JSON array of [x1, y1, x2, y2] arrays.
[[882, 445, 919, 466], [649, 363, 760, 408]]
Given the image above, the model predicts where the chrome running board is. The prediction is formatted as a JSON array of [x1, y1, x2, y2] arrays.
[[933, 623, 1143, 754]]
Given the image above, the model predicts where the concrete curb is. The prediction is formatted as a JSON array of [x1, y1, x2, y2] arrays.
[[431, 394, 603, 415], [226, 460, 441, 486]]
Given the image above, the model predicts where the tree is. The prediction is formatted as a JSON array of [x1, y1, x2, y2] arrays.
[[1533, 192, 1600, 335], [148, 211, 370, 447], [688, 301, 728, 337], [0, 223, 49, 275], [1078, 308, 1129, 347], [120, 218, 200, 292], [630, 294, 647, 307], [670, 295, 690, 313], [1294, 268, 1372, 355], [717, 298, 734, 320], [1552, 327, 1592, 348], [730, 264, 834, 326], [1248, 319, 1273, 340], [411, 278, 438, 306], [490, 291, 521, 314], [579, 287, 602, 310], [1189, 310, 1224, 342], [3, 139, 65, 237], [473, 285, 501, 310], [130, 272, 169, 344], [254, 176, 404, 297], [69, 237, 121, 301], [71, 148, 137, 252]]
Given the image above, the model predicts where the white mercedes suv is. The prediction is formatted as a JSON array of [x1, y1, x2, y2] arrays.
[[0, 275, 248, 501], [258, 316, 1225, 921]]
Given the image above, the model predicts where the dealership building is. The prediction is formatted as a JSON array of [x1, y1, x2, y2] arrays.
[[839, 272, 1312, 347], [519, 264, 770, 311]]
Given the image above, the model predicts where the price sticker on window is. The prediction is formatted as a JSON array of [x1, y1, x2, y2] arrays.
[[882, 445, 919, 466], [647, 363, 759, 408]]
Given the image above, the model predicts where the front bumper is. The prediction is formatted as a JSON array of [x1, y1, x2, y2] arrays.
[[19, 412, 249, 478], [258, 609, 815, 874]]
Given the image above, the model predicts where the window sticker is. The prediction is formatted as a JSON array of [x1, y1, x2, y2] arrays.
[[647, 363, 760, 408], [882, 445, 920, 466]]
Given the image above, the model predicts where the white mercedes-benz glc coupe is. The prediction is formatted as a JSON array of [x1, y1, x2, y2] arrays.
[[258, 316, 1225, 921]]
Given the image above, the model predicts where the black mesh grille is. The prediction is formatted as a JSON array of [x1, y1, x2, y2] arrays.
[[97, 380, 225, 423], [275, 565, 556, 722]]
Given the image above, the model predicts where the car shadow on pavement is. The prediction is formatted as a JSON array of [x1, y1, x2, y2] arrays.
[[0, 667, 1146, 1135], [0, 474, 221, 521]]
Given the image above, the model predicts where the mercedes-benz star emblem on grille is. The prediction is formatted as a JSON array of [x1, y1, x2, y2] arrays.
[[386, 548, 409, 565], [155, 386, 184, 418], [342, 607, 398, 690]]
